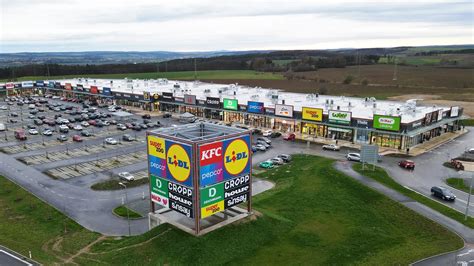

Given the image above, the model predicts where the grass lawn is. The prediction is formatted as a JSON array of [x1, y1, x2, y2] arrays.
[[113, 205, 143, 219], [462, 119, 474, 127], [446, 177, 472, 193], [91, 177, 149, 191], [75, 155, 462, 265], [0, 175, 100, 264], [2, 70, 284, 82], [353, 164, 474, 228]]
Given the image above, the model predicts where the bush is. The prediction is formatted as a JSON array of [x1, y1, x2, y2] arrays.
[[343, 75, 354, 84], [361, 79, 369, 85]]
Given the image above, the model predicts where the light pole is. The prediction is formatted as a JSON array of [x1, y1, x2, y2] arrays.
[[465, 172, 473, 221], [119, 182, 131, 236]]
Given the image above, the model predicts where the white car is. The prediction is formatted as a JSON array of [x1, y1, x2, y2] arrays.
[[105, 137, 118, 145], [322, 144, 340, 151], [118, 172, 135, 181], [52, 96, 60, 99], [0, 106, 8, 110], [81, 121, 90, 127], [28, 129, 39, 135], [255, 144, 267, 151], [270, 157, 284, 165], [74, 125, 83, 131], [43, 130, 53, 136], [346, 153, 361, 162], [468, 148, 474, 154], [108, 107, 116, 112], [262, 130, 273, 137]]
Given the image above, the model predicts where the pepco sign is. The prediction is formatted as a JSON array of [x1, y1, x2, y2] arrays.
[[166, 141, 193, 187], [223, 135, 250, 179], [199, 142, 224, 187]]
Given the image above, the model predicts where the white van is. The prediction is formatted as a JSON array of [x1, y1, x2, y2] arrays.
[[0, 123, 5, 131]]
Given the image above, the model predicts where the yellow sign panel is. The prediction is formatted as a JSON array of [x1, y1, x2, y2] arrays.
[[167, 144, 191, 182], [148, 136, 166, 159], [201, 200, 224, 218], [224, 138, 249, 176], [302, 107, 323, 122]]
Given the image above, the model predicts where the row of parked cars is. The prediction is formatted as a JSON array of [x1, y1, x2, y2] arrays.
[[259, 154, 292, 169]]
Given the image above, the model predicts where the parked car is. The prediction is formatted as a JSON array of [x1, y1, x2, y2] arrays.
[[81, 130, 92, 137], [59, 125, 69, 133], [34, 119, 44, 125], [142, 114, 151, 119], [117, 124, 127, 131], [57, 135, 68, 142], [74, 125, 83, 131], [430, 186, 456, 201], [42, 129, 53, 136], [9, 118, 18, 123], [257, 137, 271, 144], [72, 135, 83, 142], [28, 128, 39, 135], [270, 132, 282, 138], [118, 172, 135, 181], [346, 153, 361, 162], [322, 144, 340, 151], [105, 137, 118, 145], [270, 157, 284, 165], [398, 160, 415, 170], [162, 113, 172, 118], [262, 130, 273, 137], [283, 133, 296, 141], [14, 129, 27, 140], [10, 112, 18, 117], [81, 121, 90, 127], [277, 154, 292, 162], [259, 160, 274, 169], [257, 140, 271, 149], [251, 145, 258, 153], [252, 128, 262, 135], [122, 134, 135, 142], [255, 144, 267, 151], [468, 148, 474, 154]]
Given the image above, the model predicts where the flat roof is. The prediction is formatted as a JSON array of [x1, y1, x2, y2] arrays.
[[9, 78, 454, 123], [150, 122, 246, 142]]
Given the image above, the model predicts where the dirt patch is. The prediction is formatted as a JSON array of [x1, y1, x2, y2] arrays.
[[386, 95, 474, 117]]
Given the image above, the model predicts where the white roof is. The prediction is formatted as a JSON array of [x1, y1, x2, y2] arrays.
[[46, 78, 451, 124]]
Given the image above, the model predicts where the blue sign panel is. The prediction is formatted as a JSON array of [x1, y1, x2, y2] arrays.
[[247, 101, 264, 114], [102, 87, 112, 96]]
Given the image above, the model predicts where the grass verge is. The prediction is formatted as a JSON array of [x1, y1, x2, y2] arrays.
[[446, 177, 472, 193], [76, 155, 462, 265], [461, 119, 474, 127], [353, 163, 474, 228], [1, 70, 284, 82], [91, 178, 149, 191], [0, 175, 99, 264], [113, 205, 143, 219]]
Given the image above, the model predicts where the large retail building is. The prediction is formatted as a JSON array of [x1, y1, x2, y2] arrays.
[[1, 78, 466, 150]]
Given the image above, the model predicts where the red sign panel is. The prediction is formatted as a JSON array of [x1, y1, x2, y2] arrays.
[[90, 86, 98, 94], [200, 142, 223, 166], [65, 83, 72, 90]]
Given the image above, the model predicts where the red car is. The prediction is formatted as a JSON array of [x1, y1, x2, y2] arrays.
[[398, 160, 415, 170], [72, 135, 83, 142], [283, 133, 296, 141], [88, 120, 97, 126]]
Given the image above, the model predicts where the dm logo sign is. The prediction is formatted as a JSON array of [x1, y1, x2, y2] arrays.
[[223, 135, 250, 179], [166, 141, 193, 187]]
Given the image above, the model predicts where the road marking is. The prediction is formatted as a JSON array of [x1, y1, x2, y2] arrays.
[[457, 249, 474, 257], [0, 250, 33, 266]]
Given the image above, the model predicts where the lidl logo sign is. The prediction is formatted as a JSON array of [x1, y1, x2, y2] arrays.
[[148, 136, 165, 159], [166, 142, 193, 186], [223, 136, 250, 178]]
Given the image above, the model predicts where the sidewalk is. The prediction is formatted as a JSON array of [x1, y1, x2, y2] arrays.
[[408, 129, 468, 156]]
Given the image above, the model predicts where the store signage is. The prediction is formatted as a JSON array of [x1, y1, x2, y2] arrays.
[[199, 142, 224, 187], [151, 93, 160, 102], [5, 83, 14, 89], [65, 83, 72, 91], [90, 86, 99, 94], [424, 111, 438, 125], [412, 121, 422, 128], [355, 119, 369, 127], [150, 175, 169, 208], [302, 107, 323, 122], [266, 108, 275, 115], [143, 92, 151, 101], [14, 83, 21, 88], [275, 104, 294, 118], [149, 175, 194, 218], [373, 115, 401, 132], [48, 81, 55, 88], [223, 135, 251, 179], [200, 174, 250, 219], [161, 92, 174, 102], [55, 82, 61, 89], [101, 87, 111, 96], [437, 109, 443, 121], [166, 141, 193, 187], [206, 97, 221, 108], [328, 110, 351, 125], [21, 81, 34, 88], [184, 95, 196, 105], [223, 98, 238, 111], [76, 84, 84, 91], [450, 106, 459, 117], [35, 80, 44, 87], [174, 97, 184, 103], [247, 101, 264, 114]]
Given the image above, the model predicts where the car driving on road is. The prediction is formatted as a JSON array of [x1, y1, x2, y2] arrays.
[[430, 186, 456, 201], [322, 144, 340, 151], [398, 160, 415, 170], [346, 153, 361, 162]]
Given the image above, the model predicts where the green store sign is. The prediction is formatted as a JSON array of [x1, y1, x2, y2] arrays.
[[373, 115, 401, 131], [150, 175, 168, 197], [200, 182, 224, 207], [328, 110, 351, 125], [223, 98, 238, 111]]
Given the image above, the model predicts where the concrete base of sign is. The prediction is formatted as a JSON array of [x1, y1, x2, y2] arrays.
[[148, 206, 251, 236]]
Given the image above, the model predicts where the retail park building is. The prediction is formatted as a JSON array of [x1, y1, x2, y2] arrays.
[[1, 78, 466, 150]]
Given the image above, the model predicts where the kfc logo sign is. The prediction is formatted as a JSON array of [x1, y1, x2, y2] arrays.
[[200, 142, 223, 166]]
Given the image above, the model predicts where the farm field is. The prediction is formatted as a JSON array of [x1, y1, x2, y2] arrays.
[[0, 155, 463, 265], [0, 70, 284, 82]]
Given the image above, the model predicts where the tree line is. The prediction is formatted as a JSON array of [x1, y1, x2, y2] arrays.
[[0, 50, 380, 80]]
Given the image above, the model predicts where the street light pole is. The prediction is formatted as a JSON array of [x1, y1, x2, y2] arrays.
[[119, 182, 131, 236], [465, 172, 473, 221]]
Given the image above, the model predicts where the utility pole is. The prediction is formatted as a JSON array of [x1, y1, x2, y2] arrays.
[[465, 172, 473, 221], [119, 182, 131, 236], [194, 58, 197, 80], [392, 56, 398, 81]]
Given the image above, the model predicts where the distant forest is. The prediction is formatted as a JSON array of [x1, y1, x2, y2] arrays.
[[0, 50, 381, 80]]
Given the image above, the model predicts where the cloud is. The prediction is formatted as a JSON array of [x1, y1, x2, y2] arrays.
[[0, 0, 472, 52]]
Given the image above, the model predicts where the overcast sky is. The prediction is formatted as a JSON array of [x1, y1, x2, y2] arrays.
[[0, 0, 472, 53]]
